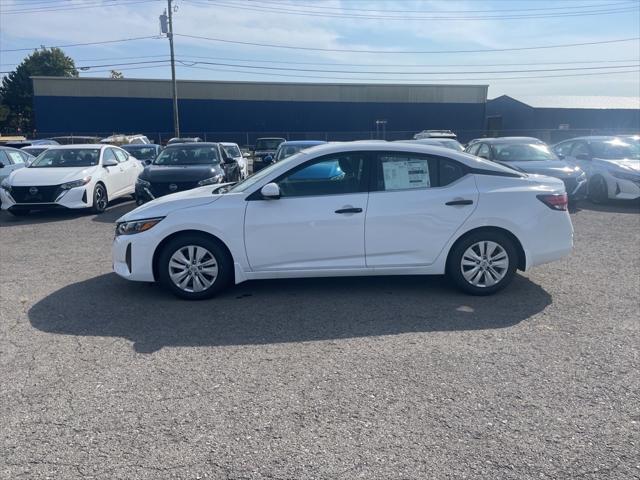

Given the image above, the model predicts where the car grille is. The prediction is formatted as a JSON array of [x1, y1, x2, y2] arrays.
[[10, 185, 62, 203], [150, 181, 198, 197]]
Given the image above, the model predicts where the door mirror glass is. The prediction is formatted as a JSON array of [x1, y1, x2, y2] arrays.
[[103, 158, 118, 167], [144, 159, 152, 166], [260, 182, 281, 199], [243, 152, 251, 158]]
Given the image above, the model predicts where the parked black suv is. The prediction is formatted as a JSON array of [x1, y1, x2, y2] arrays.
[[252, 137, 285, 172], [135, 143, 240, 204]]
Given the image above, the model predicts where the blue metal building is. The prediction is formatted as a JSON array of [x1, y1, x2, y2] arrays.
[[486, 95, 640, 143], [32, 77, 488, 144]]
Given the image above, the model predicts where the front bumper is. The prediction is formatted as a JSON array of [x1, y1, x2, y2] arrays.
[[112, 231, 157, 282], [1, 185, 91, 210], [608, 175, 640, 200], [564, 177, 588, 201]]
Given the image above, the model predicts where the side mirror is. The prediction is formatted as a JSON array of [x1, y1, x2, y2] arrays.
[[243, 152, 251, 158], [0, 162, 5, 169], [264, 155, 274, 163], [144, 159, 152, 166], [260, 182, 280, 199], [103, 158, 118, 167]]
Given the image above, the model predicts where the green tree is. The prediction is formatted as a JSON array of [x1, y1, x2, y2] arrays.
[[0, 48, 77, 134]]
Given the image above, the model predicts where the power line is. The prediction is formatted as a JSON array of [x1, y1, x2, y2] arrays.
[[0, 36, 162, 53], [239, 0, 638, 14], [187, 0, 638, 20], [2, 0, 158, 14], [175, 34, 640, 55]]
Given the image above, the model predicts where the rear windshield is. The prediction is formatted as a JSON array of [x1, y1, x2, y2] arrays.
[[154, 145, 219, 165], [492, 143, 558, 162], [30, 148, 101, 168], [256, 139, 284, 150], [123, 146, 158, 160]]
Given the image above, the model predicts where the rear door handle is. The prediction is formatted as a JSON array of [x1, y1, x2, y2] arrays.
[[335, 207, 363, 214], [445, 199, 473, 206]]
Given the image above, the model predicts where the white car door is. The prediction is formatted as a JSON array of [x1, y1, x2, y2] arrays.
[[0, 150, 24, 183], [114, 148, 139, 193], [244, 152, 370, 271], [365, 152, 479, 267], [101, 147, 128, 195]]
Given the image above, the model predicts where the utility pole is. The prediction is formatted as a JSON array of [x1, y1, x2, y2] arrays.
[[161, 0, 180, 138]]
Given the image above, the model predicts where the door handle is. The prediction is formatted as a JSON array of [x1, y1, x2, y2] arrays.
[[445, 199, 473, 206], [335, 207, 363, 214]]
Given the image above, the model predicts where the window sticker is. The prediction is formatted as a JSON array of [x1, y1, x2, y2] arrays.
[[382, 158, 430, 190]]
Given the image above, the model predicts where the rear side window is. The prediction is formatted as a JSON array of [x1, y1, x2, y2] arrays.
[[376, 154, 437, 191], [477, 143, 491, 159], [6, 151, 25, 164], [439, 158, 466, 186]]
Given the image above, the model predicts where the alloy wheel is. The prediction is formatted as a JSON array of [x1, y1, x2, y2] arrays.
[[95, 186, 108, 211], [460, 241, 510, 288], [168, 245, 219, 293]]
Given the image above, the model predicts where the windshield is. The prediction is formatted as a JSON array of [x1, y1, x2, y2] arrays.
[[123, 146, 158, 160], [30, 148, 101, 168], [222, 145, 242, 158], [592, 139, 640, 160], [256, 139, 284, 150], [492, 143, 558, 162], [228, 151, 305, 193], [154, 145, 219, 165]]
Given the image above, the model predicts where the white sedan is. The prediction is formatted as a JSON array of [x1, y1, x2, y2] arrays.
[[113, 142, 573, 298], [1, 144, 143, 215]]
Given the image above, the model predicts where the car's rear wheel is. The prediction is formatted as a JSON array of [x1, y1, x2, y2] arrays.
[[448, 231, 518, 295], [158, 234, 232, 300], [588, 175, 609, 204], [92, 184, 108, 213]]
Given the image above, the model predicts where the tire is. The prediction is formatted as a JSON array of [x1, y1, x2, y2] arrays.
[[588, 175, 609, 204], [8, 209, 30, 216], [447, 230, 518, 296], [92, 183, 108, 214], [157, 234, 233, 300]]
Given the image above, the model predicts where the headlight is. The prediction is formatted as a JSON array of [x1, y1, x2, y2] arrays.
[[610, 170, 640, 182], [198, 174, 224, 186], [0, 179, 11, 192], [136, 178, 151, 187], [61, 176, 91, 190], [115, 217, 164, 236]]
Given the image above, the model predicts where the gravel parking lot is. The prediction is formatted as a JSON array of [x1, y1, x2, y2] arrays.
[[1, 200, 639, 479]]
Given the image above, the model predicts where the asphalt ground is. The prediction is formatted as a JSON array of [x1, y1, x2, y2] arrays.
[[1, 199, 639, 479]]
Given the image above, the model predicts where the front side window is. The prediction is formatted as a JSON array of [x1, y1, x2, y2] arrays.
[[554, 141, 573, 157], [114, 149, 129, 162], [276, 153, 367, 197], [103, 148, 118, 164], [30, 148, 101, 168], [477, 144, 491, 159], [571, 142, 591, 159], [466, 143, 480, 156], [154, 145, 220, 165]]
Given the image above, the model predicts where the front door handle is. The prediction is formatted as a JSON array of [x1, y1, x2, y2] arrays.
[[335, 207, 363, 214], [445, 199, 473, 206]]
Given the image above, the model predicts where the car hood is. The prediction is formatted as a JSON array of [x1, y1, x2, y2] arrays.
[[118, 186, 223, 222], [497, 160, 583, 178], [594, 158, 640, 172], [140, 164, 223, 182], [7, 166, 98, 186]]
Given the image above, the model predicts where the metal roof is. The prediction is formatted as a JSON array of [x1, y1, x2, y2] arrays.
[[32, 77, 488, 104]]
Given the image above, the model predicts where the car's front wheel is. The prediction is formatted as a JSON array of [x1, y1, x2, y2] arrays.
[[92, 183, 108, 214], [157, 234, 233, 300], [448, 231, 518, 295]]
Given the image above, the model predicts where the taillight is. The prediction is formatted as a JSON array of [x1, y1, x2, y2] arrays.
[[537, 193, 568, 211]]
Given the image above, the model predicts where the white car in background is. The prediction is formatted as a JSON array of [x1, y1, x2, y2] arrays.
[[1, 144, 143, 215], [113, 142, 573, 299], [220, 142, 248, 179], [553, 136, 640, 202]]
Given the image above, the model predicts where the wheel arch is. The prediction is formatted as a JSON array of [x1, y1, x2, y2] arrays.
[[446, 226, 526, 272], [151, 229, 234, 282]]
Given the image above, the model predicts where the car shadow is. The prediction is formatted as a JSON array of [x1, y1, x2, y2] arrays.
[[0, 197, 137, 227], [29, 273, 552, 353], [576, 199, 640, 214]]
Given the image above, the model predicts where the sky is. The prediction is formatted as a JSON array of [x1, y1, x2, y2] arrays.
[[0, 0, 639, 99]]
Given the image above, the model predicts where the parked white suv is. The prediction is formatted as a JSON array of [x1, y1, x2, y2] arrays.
[[1, 144, 142, 215], [113, 142, 573, 299]]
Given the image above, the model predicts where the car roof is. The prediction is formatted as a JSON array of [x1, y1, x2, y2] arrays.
[[164, 142, 219, 147], [558, 136, 625, 142], [286, 141, 519, 175], [220, 142, 239, 146], [279, 140, 327, 146], [122, 143, 161, 148], [256, 137, 286, 140], [481, 137, 544, 144], [41, 144, 108, 149]]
